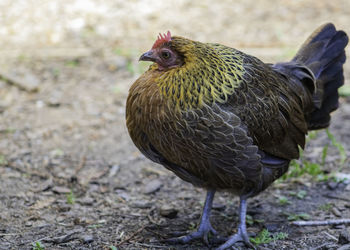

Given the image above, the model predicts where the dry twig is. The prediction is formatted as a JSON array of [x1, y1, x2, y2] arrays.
[[323, 231, 338, 241], [147, 208, 162, 226], [324, 194, 350, 202], [145, 227, 167, 239], [147, 214, 161, 226], [292, 219, 350, 226], [116, 225, 146, 247], [0, 233, 20, 236]]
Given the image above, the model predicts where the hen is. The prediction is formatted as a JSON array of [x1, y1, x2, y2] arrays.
[[126, 24, 348, 249]]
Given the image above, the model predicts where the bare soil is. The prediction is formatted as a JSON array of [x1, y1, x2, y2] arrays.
[[0, 1, 350, 249]]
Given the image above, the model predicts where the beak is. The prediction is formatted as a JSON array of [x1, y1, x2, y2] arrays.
[[139, 50, 156, 62]]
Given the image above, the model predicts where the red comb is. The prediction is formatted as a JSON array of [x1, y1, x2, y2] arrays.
[[152, 31, 172, 49]]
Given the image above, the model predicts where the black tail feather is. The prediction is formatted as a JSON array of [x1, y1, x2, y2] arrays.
[[293, 23, 348, 130]]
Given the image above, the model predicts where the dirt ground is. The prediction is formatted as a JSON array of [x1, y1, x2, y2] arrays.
[[1, 1, 350, 249]]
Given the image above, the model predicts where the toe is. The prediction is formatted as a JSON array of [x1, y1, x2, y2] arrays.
[[202, 224, 218, 245], [215, 233, 256, 250], [162, 225, 222, 246], [210, 226, 218, 236], [163, 231, 201, 244], [203, 233, 210, 246]]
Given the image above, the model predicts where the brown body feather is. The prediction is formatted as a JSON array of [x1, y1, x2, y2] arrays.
[[127, 44, 311, 196]]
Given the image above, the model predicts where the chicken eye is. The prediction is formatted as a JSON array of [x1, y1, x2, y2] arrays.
[[161, 51, 171, 59]]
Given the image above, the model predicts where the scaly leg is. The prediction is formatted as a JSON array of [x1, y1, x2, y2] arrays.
[[166, 189, 218, 245], [216, 196, 255, 250]]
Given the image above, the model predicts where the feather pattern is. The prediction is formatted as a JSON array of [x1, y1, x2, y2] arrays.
[[126, 23, 347, 197]]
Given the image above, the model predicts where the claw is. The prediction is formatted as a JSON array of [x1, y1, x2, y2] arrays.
[[202, 224, 217, 245], [215, 228, 255, 250], [165, 223, 217, 245], [216, 196, 256, 250], [163, 190, 221, 246]]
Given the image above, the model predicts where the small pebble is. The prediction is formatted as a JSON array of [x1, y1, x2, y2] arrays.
[[82, 234, 94, 243], [327, 181, 338, 190], [131, 200, 153, 209], [177, 191, 194, 200], [108, 165, 120, 178], [212, 203, 226, 211], [52, 186, 71, 194], [339, 229, 350, 245], [57, 205, 71, 212], [116, 191, 130, 201], [47, 94, 61, 107], [144, 179, 163, 194], [25, 221, 33, 227], [34, 178, 53, 192], [338, 244, 350, 250], [160, 205, 178, 219], [0, 69, 40, 92], [338, 228, 350, 245], [334, 173, 350, 184], [331, 207, 342, 217], [78, 197, 95, 206]]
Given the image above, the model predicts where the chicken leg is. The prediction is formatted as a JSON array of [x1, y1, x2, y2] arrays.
[[216, 196, 255, 249], [166, 189, 217, 245]]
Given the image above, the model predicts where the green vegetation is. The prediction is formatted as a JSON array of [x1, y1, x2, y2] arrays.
[[65, 59, 80, 67], [304, 162, 323, 176], [339, 85, 350, 97], [296, 190, 307, 199], [274, 232, 289, 241], [109, 246, 118, 250], [286, 212, 310, 221], [277, 191, 307, 207], [32, 241, 45, 250], [250, 229, 288, 245], [250, 229, 271, 245], [279, 129, 346, 182], [66, 190, 75, 205], [321, 144, 328, 166], [278, 196, 291, 206], [289, 190, 307, 199], [319, 203, 333, 212], [326, 129, 346, 166], [307, 130, 318, 140], [280, 159, 323, 181], [0, 154, 7, 165], [0, 127, 16, 134], [246, 214, 264, 225], [188, 222, 197, 231]]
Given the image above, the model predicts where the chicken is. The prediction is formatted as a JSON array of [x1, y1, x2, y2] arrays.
[[126, 24, 348, 249]]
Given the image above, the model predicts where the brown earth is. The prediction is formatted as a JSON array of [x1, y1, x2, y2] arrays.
[[0, 1, 350, 249]]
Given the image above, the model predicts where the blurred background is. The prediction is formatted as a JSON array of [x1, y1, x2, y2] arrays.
[[0, 1, 349, 249], [2, 0, 350, 54]]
